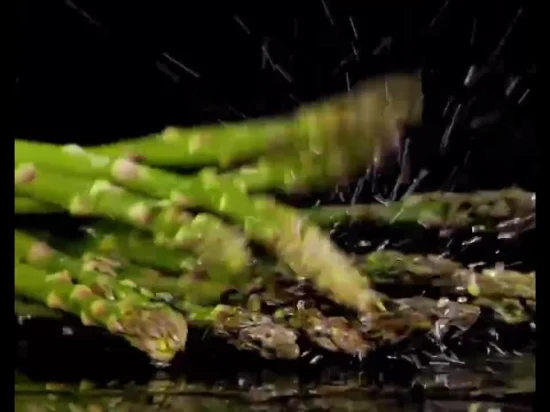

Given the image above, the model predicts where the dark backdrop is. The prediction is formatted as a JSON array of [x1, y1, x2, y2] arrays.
[[16, 0, 535, 193]]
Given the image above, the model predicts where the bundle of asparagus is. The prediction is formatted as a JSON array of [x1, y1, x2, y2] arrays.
[[15, 72, 535, 365]]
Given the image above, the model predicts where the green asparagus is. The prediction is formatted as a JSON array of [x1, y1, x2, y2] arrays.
[[14, 262, 187, 362], [17, 187, 536, 234], [51, 243, 365, 356], [15, 74, 425, 314], [14, 166, 252, 285], [74, 252, 231, 306], [86, 73, 422, 170], [15, 298, 63, 320], [87, 117, 292, 169], [14, 197, 62, 214], [15, 232, 194, 354], [85, 244, 535, 329], [16, 232, 300, 359], [305, 189, 535, 230], [56, 222, 199, 274], [14, 163, 381, 315], [55, 224, 535, 301], [16, 230, 166, 302], [361, 250, 535, 300]]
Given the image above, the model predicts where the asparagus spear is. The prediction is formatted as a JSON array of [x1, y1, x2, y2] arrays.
[[15, 232, 192, 354], [15, 298, 63, 319], [87, 117, 293, 169], [17, 186, 536, 234], [14, 163, 381, 315], [14, 197, 62, 214], [361, 250, 535, 300], [93, 243, 535, 328], [15, 262, 187, 363], [56, 219, 536, 305], [14, 166, 252, 285], [304, 189, 536, 230], [85, 74, 422, 169]]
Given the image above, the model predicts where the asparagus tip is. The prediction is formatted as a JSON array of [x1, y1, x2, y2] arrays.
[[119, 305, 188, 363], [302, 311, 370, 357], [213, 305, 300, 360]]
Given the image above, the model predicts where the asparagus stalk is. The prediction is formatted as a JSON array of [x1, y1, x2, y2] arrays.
[[16, 187, 536, 237], [14, 166, 252, 285], [97, 241, 536, 327], [14, 197, 62, 214], [15, 298, 63, 319], [14, 162, 381, 315], [14, 262, 187, 363], [17, 186, 536, 235], [87, 117, 293, 168], [304, 189, 536, 230], [361, 250, 535, 300], [86, 74, 422, 169]]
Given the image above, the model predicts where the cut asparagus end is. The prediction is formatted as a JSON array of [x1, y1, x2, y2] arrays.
[[211, 305, 300, 360]]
